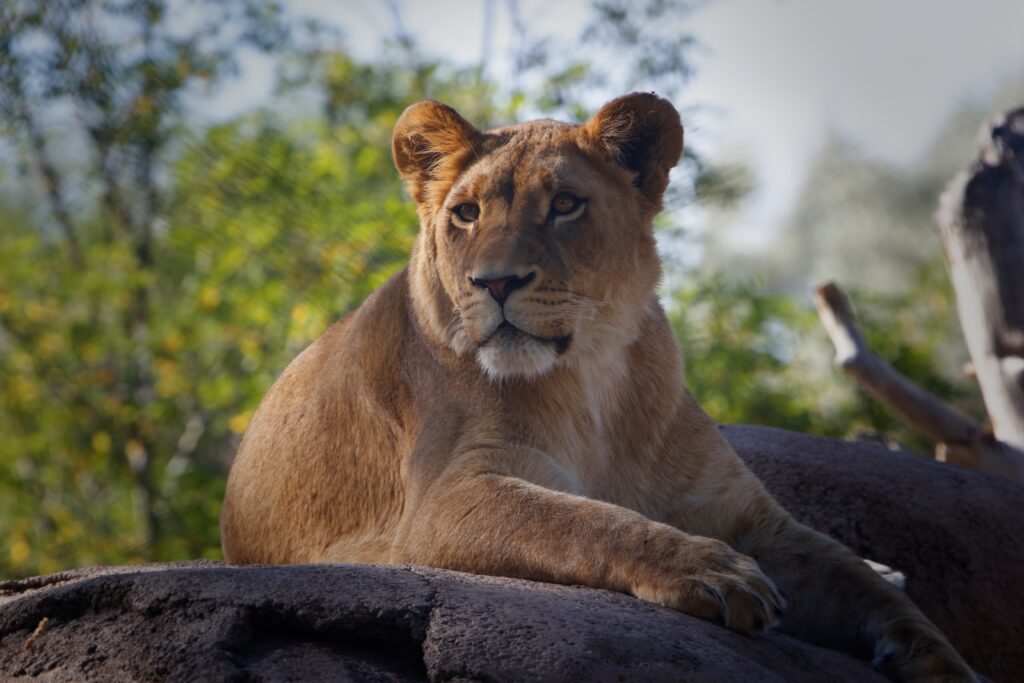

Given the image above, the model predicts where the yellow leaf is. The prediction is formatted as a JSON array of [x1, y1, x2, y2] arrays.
[[10, 535, 30, 565], [92, 431, 112, 454], [291, 303, 310, 326], [25, 301, 46, 321], [199, 285, 221, 309], [81, 342, 101, 363], [229, 410, 252, 434], [162, 330, 185, 353]]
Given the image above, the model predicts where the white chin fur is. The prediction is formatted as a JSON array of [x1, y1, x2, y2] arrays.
[[476, 341, 558, 381]]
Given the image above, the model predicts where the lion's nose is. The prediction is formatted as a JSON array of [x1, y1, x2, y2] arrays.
[[469, 271, 536, 306]]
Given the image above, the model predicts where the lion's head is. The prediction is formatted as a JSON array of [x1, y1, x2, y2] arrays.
[[392, 93, 683, 381]]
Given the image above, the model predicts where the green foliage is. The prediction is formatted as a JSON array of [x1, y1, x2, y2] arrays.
[[668, 258, 984, 454], [0, 0, 995, 580], [669, 275, 845, 435], [0, 0, 287, 576], [690, 74, 1024, 458], [838, 257, 985, 444]]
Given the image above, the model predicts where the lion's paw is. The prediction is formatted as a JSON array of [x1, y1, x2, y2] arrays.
[[633, 539, 785, 636], [874, 618, 978, 683]]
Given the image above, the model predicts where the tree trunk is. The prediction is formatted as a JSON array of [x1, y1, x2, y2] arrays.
[[937, 108, 1024, 454]]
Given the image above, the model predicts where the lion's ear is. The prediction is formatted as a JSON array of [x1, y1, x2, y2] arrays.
[[583, 92, 683, 204], [392, 100, 480, 205]]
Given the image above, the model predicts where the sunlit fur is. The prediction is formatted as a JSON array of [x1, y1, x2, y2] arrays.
[[221, 94, 976, 682]]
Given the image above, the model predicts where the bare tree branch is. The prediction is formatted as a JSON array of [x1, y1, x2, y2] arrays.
[[5, 68, 83, 267], [815, 281, 1024, 483]]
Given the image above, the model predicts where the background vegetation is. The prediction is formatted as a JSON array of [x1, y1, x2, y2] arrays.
[[0, 0, 1016, 577]]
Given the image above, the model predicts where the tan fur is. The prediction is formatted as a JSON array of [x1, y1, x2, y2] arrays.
[[221, 94, 975, 682]]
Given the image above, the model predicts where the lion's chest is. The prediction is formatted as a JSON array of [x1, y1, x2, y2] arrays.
[[528, 350, 639, 494], [539, 411, 614, 489], [535, 405, 662, 515]]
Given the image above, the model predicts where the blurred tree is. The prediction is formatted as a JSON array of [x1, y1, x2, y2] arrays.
[[681, 77, 1024, 452], [760, 133, 940, 295], [731, 73, 1024, 297], [808, 104, 1024, 483], [0, 0, 726, 578], [0, 0, 292, 574], [669, 275, 838, 436], [668, 261, 983, 454]]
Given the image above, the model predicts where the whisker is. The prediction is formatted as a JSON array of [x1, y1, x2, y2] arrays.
[[565, 291, 611, 308], [444, 308, 466, 340]]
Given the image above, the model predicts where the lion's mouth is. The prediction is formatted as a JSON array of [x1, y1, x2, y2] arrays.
[[487, 320, 572, 355]]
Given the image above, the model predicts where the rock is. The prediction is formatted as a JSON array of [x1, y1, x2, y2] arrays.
[[725, 425, 1024, 683], [0, 562, 883, 682], [1, 426, 1020, 682]]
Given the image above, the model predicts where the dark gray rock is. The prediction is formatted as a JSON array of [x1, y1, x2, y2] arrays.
[[726, 425, 1024, 683], [1, 426, 1019, 682], [0, 562, 881, 682]]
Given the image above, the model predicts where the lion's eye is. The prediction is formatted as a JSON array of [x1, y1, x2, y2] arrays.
[[452, 203, 480, 223], [551, 193, 583, 216]]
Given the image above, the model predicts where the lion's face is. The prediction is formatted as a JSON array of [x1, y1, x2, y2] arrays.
[[428, 123, 662, 380], [393, 94, 683, 381]]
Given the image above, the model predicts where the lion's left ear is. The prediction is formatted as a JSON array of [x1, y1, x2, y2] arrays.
[[582, 92, 683, 205]]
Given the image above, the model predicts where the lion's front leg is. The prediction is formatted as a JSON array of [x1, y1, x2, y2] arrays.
[[391, 444, 784, 635], [662, 417, 977, 682], [744, 519, 977, 683]]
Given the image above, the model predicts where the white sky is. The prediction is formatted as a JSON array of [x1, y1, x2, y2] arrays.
[[683, 0, 1024, 245], [213, 0, 1024, 245]]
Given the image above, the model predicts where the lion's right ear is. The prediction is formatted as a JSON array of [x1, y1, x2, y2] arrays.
[[392, 100, 480, 205]]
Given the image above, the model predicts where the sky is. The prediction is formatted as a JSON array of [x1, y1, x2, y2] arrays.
[[682, 0, 1024, 247], [214, 0, 1024, 248]]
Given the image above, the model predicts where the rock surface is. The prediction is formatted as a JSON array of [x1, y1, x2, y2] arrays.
[[0, 562, 885, 682], [0, 426, 1020, 682], [726, 425, 1024, 683]]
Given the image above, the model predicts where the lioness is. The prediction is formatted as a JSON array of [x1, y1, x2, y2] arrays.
[[221, 93, 975, 681]]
